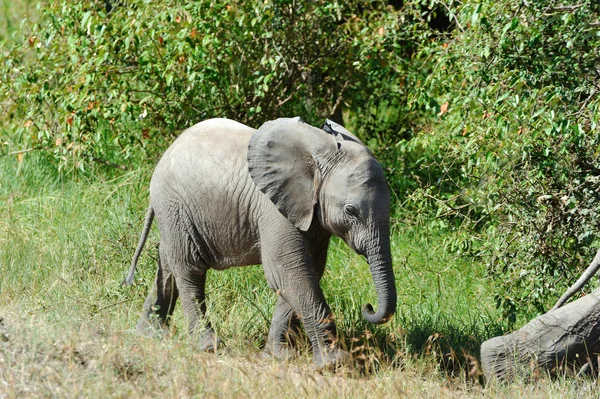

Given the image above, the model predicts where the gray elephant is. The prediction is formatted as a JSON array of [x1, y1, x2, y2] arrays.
[[125, 117, 396, 368]]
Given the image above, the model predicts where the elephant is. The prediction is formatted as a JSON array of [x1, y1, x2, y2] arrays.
[[125, 117, 396, 369], [552, 247, 600, 311]]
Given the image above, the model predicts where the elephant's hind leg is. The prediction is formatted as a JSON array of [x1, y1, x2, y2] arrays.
[[136, 248, 179, 337], [175, 266, 223, 352]]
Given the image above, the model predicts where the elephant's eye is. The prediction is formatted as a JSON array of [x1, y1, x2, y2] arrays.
[[344, 204, 359, 219]]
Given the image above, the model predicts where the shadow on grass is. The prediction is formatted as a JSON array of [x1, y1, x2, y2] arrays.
[[331, 300, 508, 379], [400, 311, 506, 378]]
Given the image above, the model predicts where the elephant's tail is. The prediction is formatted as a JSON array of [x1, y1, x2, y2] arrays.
[[124, 206, 155, 286]]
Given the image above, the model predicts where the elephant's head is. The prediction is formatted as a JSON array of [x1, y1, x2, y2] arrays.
[[247, 117, 396, 325]]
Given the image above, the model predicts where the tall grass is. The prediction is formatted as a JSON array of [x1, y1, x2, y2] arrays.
[[0, 153, 501, 342], [0, 154, 586, 397], [0, 0, 37, 43]]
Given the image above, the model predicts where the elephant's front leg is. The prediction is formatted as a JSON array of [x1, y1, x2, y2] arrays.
[[264, 296, 303, 360], [261, 233, 349, 369], [136, 252, 179, 337], [264, 239, 330, 361], [175, 267, 222, 352]]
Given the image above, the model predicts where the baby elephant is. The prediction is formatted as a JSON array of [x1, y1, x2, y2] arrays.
[[126, 117, 396, 369]]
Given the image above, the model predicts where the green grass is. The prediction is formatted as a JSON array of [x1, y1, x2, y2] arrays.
[[0, 0, 37, 43], [0, 153, 501, 347], [3, 155, 598, 397]]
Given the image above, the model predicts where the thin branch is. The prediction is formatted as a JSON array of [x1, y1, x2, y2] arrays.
[[92, 298, 135, 314], [551, 5, 584, 12], [330, 80, 349, 116], [91, 156, 128, 170], [566, 88, 597, 117], [1, 147, 47, 157], [440, 1, 464, 33]]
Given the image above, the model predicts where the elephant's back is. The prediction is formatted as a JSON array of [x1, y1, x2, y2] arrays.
[[149, 118, 263, 269], [170, 118, 255, 156], [153, 118, 256, 190]]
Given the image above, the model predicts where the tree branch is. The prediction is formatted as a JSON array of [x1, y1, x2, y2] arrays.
[[1, 147, 47, 157]]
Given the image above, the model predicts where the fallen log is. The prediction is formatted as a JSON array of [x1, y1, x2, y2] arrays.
[[481, 287, 600, 381]]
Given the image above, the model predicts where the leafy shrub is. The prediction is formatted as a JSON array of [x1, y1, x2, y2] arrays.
[[409, 0, 600, 322], [2, 0, 420, 172]]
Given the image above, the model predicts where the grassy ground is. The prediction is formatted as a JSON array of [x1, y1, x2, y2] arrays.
[[0, 0, 37, 42], [1, 155, 598, 397]]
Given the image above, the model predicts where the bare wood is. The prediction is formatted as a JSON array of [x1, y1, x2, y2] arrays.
[[481, 288, 600, 381], [1, 147, 45, 157], [551, 5, 584, 12]]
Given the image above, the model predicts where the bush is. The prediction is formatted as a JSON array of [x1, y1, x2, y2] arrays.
[[409, 0, 600, 322], [2, 0, 421, 172]]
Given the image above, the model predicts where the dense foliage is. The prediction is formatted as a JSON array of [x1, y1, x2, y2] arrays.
[[2, 0, 600, 324], [1, 0, 425, 171], [411, 0, 600, 322]]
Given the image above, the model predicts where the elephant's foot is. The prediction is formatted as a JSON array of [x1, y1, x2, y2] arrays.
[[314, 347, 351, 371], [262, 342, 298, 361], [194, 330, 224, 353], [135, 316, 170, 338]]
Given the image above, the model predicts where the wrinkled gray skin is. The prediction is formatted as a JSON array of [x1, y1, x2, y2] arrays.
[[552, 247, 600, 311], [126, 117, 396, 368]]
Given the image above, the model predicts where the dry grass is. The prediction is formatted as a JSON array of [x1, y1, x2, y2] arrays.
[[1, 307, 598, 399], [0, 308, 467, 399]]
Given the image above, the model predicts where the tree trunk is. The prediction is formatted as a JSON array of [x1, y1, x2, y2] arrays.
[[481, 288, 600, 381]]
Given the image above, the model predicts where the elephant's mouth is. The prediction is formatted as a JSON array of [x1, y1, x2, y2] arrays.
[[344, 236, 365, 257]]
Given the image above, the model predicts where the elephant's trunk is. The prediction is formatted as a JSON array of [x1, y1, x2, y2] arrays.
[[361, 222, 397, 325]]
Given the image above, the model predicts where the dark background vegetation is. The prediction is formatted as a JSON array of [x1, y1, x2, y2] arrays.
[[1, 0, 599, 352]]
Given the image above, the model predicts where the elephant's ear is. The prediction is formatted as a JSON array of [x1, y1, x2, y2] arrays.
[[248, 117, 336, 231], [322, 119, 363, 145]]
